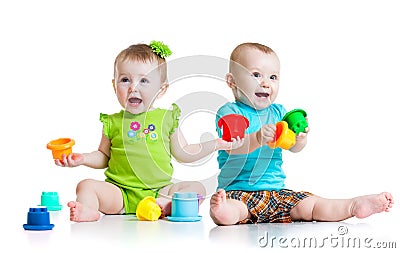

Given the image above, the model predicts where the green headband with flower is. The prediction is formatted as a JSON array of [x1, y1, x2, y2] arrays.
[[149, 40, 172, 59]]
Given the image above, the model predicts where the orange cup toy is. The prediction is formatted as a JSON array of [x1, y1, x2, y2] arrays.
[[46, 138, 75, 160], [218, 114, 250, 142], [267, 121, 296, 150]]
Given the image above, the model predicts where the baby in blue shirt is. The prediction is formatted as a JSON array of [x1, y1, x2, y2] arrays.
[[210, 42, 394, 225]]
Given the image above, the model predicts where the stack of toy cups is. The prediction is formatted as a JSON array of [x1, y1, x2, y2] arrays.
[[268, 109, 308, 150]]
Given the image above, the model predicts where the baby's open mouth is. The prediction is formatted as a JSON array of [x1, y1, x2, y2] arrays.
[[255, 92, 269, 98], [128, 97, 142, 104]]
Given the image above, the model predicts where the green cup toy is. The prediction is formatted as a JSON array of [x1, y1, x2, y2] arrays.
[[282, 109, 308, 135]]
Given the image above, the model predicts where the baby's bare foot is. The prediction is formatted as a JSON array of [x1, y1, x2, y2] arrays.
[[210, 189, 235, 225], [351, 192, 394, 219], [67, 201, 101, 222], [156, 198, 172, 218]]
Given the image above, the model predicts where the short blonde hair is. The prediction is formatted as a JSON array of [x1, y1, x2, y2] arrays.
[[229, 42, 275, 72], [114, 44, 168, 82]]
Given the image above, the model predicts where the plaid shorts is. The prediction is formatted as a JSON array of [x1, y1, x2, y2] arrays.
[[226, 189, 313, 224]]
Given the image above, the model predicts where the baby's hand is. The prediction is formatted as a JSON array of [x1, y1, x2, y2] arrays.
[[216, 136, 245, 151], [54, 153, 84, 167], [295, 126, 310, 144], [296, 117, 310, 142], [256, 124, 276, 145]]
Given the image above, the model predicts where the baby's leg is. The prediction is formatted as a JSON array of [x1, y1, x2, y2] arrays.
[[157, 181, 206, 217], [68, 179, 123, 222], [209, 189, 251, 225], [290, 192, 394, 222]]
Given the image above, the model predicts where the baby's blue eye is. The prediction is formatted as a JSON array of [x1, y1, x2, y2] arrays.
[[140, 78, 149, 84], [270, 75, 278, 80], [121, 77, 130, 83], [252, 72, 262, 78]]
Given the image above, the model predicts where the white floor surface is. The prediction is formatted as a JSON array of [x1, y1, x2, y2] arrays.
[[5, 196, 399, 252]]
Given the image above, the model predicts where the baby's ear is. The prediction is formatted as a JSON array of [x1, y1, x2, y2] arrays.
[[226, 73, 236, 88], [112, 79, 116, 93], [157, 82, 169, 98]]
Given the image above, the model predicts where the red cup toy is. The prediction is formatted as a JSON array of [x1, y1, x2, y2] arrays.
[[218, 114, 250, 142]]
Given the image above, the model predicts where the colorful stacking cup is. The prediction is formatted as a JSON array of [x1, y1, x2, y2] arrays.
[[268, 121, 296, 150], [171, 192, 199, 218], [136, 196, 161, 221], [218, 114, 250, 141], [47, 138, 75, 160], [282, 109, 308, 135], [23, 207, 54, 231], [40, 191, 62, 211]]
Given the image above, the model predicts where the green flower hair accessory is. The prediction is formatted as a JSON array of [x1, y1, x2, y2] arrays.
[[150, 40, 172, 59]]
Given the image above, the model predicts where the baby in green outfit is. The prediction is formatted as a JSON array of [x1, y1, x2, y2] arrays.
[[54, 41, 243, 222]]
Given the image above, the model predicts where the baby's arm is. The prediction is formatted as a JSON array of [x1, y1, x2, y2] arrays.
[[54, 130, 110, 169], [170, 129, 243, 163], [227, 124, 276, 155], [226, 123, 309, 154]]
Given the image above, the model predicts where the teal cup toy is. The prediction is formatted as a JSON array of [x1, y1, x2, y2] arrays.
[[167, 192, 202, 222], [40, 191, 62, 211], [282, 109, 308, 135]]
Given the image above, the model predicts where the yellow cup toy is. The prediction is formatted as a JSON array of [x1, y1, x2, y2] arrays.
[[267, 121, 296, 150], [47, 138, 75, 160], [136, 196, 161, 221]]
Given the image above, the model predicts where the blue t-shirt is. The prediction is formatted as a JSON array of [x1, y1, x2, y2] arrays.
[[216, 101, 287, 191]]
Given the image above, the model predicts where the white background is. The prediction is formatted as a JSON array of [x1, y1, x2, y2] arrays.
[[1, 0, 399, 250]]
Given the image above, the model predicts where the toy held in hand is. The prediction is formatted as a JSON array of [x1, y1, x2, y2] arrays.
[[268, 109, 308, 150], [46, 138, 75, 160], [267, 121, 296, 150], [218, 114, 250, 142], [282, 109, 308, 135]]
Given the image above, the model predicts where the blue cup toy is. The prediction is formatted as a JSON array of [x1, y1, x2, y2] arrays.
[[23, 207, 54, 230], [167, 192, 202, 222]]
